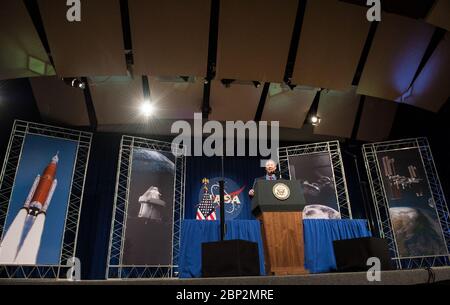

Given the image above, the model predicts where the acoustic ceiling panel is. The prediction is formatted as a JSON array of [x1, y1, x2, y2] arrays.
[[148, 77, 203, 119], [357, 96, 398, 142], [0, 1, 54, 80], [216, 0, 298, 82], [30, 76, 89, 126], [314, 87, 361, 138], [129, 0, 210, 77], [357, 13, 434, 101], [426, 0, 450, 31], [210, 81, 263, 121], [38, 0, 127, 76], [261, 84, 318, 129], [89, 76, 144, 125], [292, 0, 370, 91], [404, 33, 450, 112]]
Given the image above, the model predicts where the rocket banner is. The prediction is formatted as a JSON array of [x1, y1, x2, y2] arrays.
[[0, 134, 78, 266]]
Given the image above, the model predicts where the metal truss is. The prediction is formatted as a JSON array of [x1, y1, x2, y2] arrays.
[[0, 120, 92, 279], [0, 265, 71, 279], [107, 266, 172, 279], [278, 141, 352, 219], [107, 135, 185, 279], [363, 138, 450, 269]]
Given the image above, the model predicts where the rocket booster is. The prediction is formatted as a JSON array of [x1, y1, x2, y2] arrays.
[[0, 153, 59, 265], [26, 153, 58, 216]]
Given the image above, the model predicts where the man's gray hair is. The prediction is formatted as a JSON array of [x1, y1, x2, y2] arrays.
[[265, 159, 277, 166]]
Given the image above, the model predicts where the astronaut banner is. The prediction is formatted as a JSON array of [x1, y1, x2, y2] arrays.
[[377, 148, 448, 258], [0, 134, 78, 265], [288, 153, 341, 219], [122, 148, 175, 265]]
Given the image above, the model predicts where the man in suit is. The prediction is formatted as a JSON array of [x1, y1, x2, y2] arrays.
[[248, 159, 278, 197]]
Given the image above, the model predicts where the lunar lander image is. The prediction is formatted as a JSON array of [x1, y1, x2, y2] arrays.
[[138, 186, 166, 223]]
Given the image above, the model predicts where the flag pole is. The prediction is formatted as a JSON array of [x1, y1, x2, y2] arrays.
[[219, 155, 225, 241]]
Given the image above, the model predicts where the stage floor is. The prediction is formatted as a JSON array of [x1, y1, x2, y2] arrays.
[[2, 267, 450, 285]]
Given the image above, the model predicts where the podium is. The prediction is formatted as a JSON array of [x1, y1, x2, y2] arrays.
[[252, 179, 308, 275]]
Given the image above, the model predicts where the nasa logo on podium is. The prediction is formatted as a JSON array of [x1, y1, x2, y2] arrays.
[[272, 183, 290, 201]]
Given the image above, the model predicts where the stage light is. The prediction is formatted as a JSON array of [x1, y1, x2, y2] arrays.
[[221, 79, 234, 88], [62, 77, 85, 90], [74, 79, 86, 89], [140, 101, 155, 117], [310, 115, 321, 126], [285, 78, 296, 90], [288, 84, 296, 90]]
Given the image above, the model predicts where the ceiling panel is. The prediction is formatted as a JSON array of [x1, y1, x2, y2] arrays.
[[30, 76, 89, 126], [357, 96, 398, 141], [148, 77, 203, 119], [292, 0, 370, 91], [89, 76, 144, 125], [426, 0, 450, 31], [404, 33, 450, 112], [357, 13, 434, 101], [129, 0, 210, 77], [0, 1, 54, 80], [216, 0, 298, 82], [38, 0, 126, 76], [210, 81, 263, 121], [314, 87, 360, 138], [261, 84, 318, 129]]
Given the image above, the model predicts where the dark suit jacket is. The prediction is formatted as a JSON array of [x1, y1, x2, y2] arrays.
[[252, 173, 280, 190]]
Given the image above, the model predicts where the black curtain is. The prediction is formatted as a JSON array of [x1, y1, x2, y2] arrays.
[[76, 133, 121, 279]]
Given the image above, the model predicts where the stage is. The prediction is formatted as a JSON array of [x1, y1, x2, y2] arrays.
[[2, 267, 450, 285]]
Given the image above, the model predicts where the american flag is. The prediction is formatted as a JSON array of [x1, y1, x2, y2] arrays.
[[196, 178, 217, 220]]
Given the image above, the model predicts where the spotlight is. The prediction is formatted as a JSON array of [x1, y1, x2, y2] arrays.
[[62, 77, 85, 90], [252, 81, 261, 88], [288, 83, 296, 90], [140, 101, 155, 117], [285, 78, 296, 90], [310, 115, 321, 126], [221, 79, 234, 88]]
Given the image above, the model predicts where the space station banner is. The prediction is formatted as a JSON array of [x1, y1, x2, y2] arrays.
[[0, 134, 78, 265], [121, 148, 175, 266], [288, 153, 341, 219], [377, 148, 448, 258]]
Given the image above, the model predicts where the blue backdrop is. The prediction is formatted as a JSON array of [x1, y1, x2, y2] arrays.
[[185, 156, 265, 220]]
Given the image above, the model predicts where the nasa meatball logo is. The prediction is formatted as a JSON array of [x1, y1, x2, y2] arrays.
[[197, 177, 246, 220], [272, 183, 290, 201]]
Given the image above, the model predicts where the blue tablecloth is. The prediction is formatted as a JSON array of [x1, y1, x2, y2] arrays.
[[178, 219, 371, 278], [303, 219, 372, 273], [178, 220, 266, 278]]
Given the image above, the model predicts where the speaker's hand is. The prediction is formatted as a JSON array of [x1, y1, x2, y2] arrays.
[[248, 189, 255, 197]]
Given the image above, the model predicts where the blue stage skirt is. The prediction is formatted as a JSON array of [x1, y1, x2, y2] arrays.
[[178, 219, 371, 278]]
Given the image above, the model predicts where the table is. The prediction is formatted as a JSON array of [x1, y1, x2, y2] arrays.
[[178, 219, 371, 278]]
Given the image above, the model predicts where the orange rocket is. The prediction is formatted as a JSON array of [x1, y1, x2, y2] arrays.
[[24, 153, 59, 216]]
